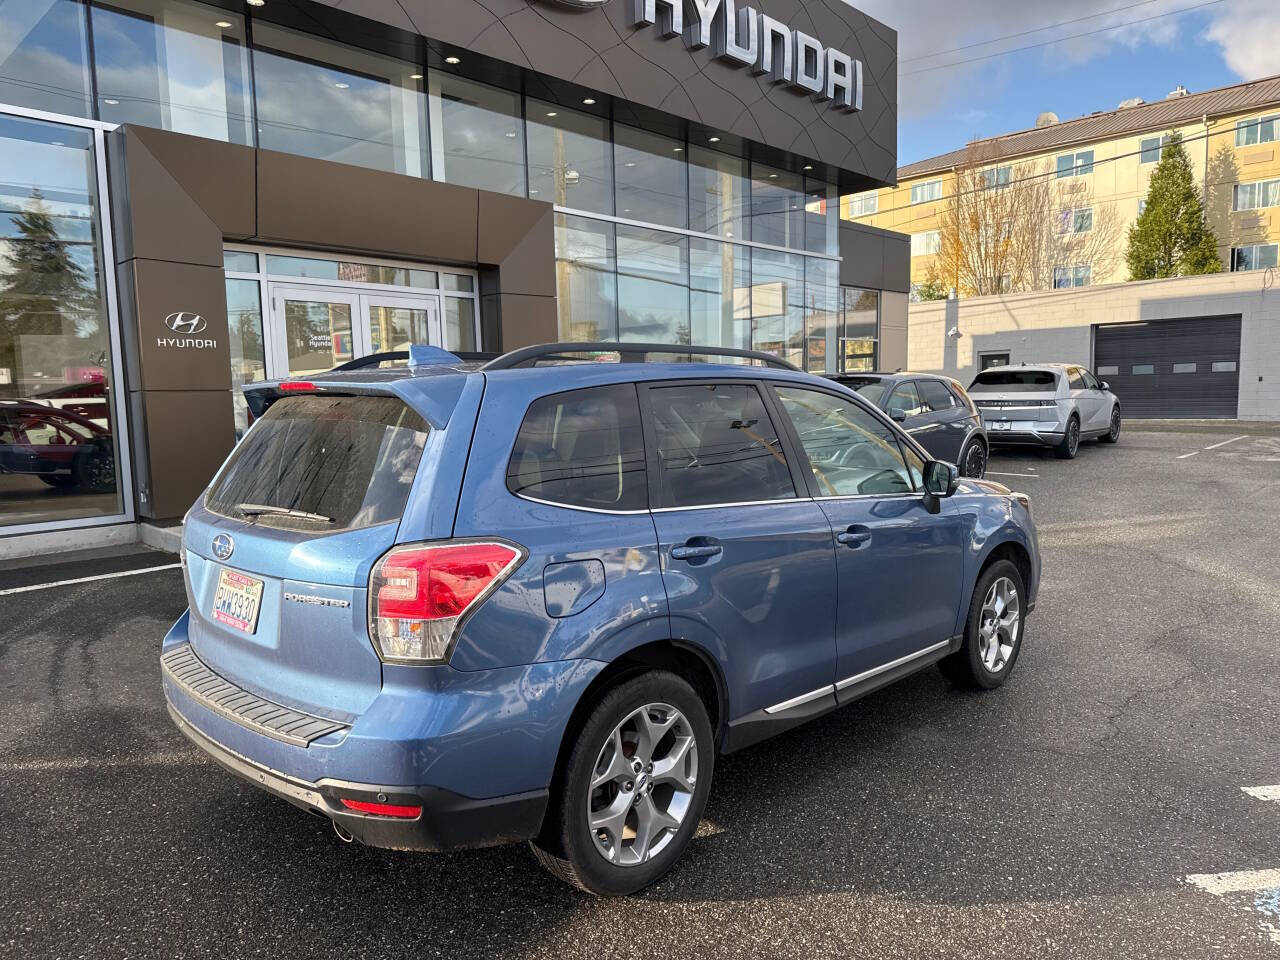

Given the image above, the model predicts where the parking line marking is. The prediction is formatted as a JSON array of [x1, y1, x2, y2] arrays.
[[1186, 869, 1280, 896], [1204, 435, 1249, 451], [986, 471, 1040, 479], [1244, 786, 1280, 803], [0, 563, 182, 597], [1177, 451, 1201, 460]]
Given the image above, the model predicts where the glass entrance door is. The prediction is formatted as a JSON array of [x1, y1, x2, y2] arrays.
[[269, 287, 363, 378], [265, 286, 446, 378], [366, 294, 442, 358]]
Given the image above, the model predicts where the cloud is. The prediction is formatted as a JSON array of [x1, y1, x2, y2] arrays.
[[853, 0, 1280, 119], [1204, 0, 1280, 81]]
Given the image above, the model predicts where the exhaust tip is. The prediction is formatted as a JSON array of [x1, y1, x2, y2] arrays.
[[333, 820, 355, 844]]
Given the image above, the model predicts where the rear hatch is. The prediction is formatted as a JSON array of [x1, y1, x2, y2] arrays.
[[183, 388, 442, 720], [969, 369, 1060, 426]]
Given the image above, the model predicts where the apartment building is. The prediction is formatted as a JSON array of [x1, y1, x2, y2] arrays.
[[844, 74, 1280, 297]]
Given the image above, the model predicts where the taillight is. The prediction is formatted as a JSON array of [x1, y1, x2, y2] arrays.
[[368, 541, 523, 663], [279, 380, 316, 392], [339, 798, 422, 819]]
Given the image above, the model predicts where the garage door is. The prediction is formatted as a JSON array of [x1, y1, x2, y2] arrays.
[[1094, 316, 1241, 419]]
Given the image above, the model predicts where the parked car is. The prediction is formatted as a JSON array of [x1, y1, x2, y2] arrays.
[[968, 364, 1121, 459], [0, 401, 116, 493], [829, 372, 989, 478], [162, 343, 1041, 896]]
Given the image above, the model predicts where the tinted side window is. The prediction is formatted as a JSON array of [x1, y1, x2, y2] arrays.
[[917, 379, 956, 412], [887, 382, 925, 419], [775, 387, 915, 496], [1082, 370, 1101, 390], [1068, 367, 1086, 390], [648, 383, 794, 508], [506, 384, 648, 511]]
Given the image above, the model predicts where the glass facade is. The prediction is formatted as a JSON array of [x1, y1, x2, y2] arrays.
[[0, 113, 123, 529]]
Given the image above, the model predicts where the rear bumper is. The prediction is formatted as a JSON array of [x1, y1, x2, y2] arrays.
[[161, 611, 605, 851], [168, 703, 546, 851], [985, 427, 1064, 447]]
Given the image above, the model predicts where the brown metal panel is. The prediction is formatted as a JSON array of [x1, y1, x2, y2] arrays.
[[137, 390, 236, 520], [127, 126, 257, 240], [255, 149, 479, 265], [107, 128, 224, 268], [476, 193, 556, 298], [488, 293, 558, 350], [123, 259, 231, 393]]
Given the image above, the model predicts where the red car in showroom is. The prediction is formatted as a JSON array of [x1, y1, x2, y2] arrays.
[[0, 402, 115, 493]]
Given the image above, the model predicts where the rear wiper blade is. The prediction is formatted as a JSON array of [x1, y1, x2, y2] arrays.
[[234, 503, 334, 523]]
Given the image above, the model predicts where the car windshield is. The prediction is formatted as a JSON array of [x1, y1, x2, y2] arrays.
[[840, 377, 887, 405], [970, 370, 1057, 392]]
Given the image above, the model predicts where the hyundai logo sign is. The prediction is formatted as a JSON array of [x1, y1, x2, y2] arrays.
[[165, 312, 208, 335], [212, 534, 234, 561]]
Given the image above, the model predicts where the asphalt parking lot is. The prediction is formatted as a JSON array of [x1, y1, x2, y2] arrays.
[[3, 423, 1279, 959]]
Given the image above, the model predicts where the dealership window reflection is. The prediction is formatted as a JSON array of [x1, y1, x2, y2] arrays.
[[90, 0, 253, 146], [253, 22, 427, 177], [617, 225, 689, 344], [527, 100, 612, 214], [225, 277, 264, 438], [0, 114, 122, 527], [555, 214, 617, 341], [615, 125, 687, 229], [429, 73, 524, 196], [0, 0, 93, 118]]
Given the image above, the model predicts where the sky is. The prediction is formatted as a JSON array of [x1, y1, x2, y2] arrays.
[[852, 0, 1280, 167]]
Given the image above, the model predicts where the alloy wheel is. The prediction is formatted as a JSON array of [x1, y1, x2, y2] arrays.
[[977, 576, 1020, 673], [587, 702, 698, 866], [1109, 409, 1121, 441], [963, 442, 987, 478], [1068, 419, 1080, 456]]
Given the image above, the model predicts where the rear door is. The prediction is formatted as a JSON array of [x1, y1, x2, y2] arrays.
[[1068, 366, 1103, 432], [640, 380, 837, 719], [186, 392, 438, 719], [915, 378, 969, 462], [770, 384, 966, 697]]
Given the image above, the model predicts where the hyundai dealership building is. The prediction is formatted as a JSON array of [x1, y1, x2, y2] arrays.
[[0, 0, 907, 553]]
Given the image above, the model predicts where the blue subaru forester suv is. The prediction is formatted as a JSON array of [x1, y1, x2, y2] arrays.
[[162, 343, 1040, 896]]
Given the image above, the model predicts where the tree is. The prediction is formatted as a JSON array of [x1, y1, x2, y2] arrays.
[[912, 272, 949, 302], [934, 145, 1122, 296], [1126, 132, 1221, 279]]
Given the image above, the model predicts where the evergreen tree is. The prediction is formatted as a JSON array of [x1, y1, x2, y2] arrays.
[[1126, 133, 1222, 279], [0, 190, 93, 338]]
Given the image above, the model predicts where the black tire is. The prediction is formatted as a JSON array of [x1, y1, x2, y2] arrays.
[[939, 559, 1027, 690], [74, 445, 115, 494], [959, 438, 988, 479], [1099, 406, 1121, 444], [531, 670, 714, 896], [1053, 416, 1080, 459]]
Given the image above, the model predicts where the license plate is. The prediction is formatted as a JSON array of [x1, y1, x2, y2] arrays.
[[212, 567, 264, 634], [990, 421, 1012, 431]]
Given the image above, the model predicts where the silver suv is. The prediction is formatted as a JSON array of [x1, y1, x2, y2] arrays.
[[968, 364, 1121, 459]]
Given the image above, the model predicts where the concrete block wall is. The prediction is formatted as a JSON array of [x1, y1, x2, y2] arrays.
[[907, 272, 1280, 420]]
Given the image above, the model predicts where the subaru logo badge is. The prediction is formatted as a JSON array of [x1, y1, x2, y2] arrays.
[[212, 534, 234, 560], [165, 312, 208, 335]]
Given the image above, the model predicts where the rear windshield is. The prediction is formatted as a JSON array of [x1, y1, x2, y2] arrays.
[[206, 395, 429, 531], [838, 377, 887, 405], [970, 370, 1058, 392]]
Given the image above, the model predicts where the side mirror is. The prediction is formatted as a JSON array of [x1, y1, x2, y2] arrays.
[[922, 460, 960, 513], [890, 409, 908, 423], [1100, 381, 1111, 391]]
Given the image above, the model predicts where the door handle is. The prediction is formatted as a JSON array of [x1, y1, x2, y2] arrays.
[[671, 542, 723, 561], [836, 526, 872, 548]]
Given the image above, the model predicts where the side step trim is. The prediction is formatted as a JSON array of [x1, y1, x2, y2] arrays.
[[835, 639, 952, 692]]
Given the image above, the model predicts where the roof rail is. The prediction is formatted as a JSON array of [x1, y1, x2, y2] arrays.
[[330, 350, 498, 371], [481, 342, 800, 372]]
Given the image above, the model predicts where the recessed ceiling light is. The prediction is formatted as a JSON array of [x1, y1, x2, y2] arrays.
[[505, 131, 518, 138], [530, 189, 539, 195], [334, 82, 350, 89], [247, 0, 265, 6], [624, 161, 637, 168], [546, 111, 558, 118], [803, 165, 814, 171], [410, 73, 423, 80], [582, 97, 596, 105], [769, 173, 778, 179], [673, 147, 683, 153], [623, 208, 631, 214], [103, 98, 119, 105], [708, 136, 720, 143], [215, 20, 233, 29], [445, 56, 461, 65]]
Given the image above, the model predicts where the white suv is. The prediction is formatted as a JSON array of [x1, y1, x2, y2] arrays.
[[968, 364, 1121, 459]]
